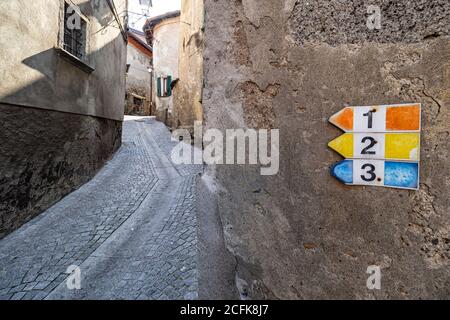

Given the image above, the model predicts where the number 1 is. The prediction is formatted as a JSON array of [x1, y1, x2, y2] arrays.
[[363, 111, 373, 129]]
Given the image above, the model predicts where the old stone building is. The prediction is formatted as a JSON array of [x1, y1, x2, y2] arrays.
[[172, 0, 204, 133], [142, 2, 204, 132], [125, 29, 153, 116], [144, 11, 181, 125], [0, 0, 128, 238], [201, 0, 450, 299]]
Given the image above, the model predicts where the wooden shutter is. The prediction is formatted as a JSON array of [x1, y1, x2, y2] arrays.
[[167, 76, 172, 96], [157, 77, 161, 97]]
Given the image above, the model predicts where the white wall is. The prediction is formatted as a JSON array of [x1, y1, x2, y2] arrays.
[[0, 0, 128, 121], [126, 44, 151, 95], [152, 17, 180, 116]]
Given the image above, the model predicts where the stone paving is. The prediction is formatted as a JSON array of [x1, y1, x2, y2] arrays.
[[0, 117, 203, 300]]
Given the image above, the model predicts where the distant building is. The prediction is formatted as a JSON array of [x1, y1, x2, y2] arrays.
[[126, 29, 153, 116], [144, 11, 181, 126], [144, 1, 204, 133], [0, 0, 128, 238]]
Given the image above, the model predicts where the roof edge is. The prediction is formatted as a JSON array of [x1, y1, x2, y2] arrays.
[[143, 10, 181, 31], [128, 31, 153, 53]]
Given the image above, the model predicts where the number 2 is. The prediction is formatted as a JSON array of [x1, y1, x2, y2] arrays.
[[361, 137, 377, 155]]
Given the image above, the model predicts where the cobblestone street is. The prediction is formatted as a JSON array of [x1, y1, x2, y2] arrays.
[[0, 117, 202, 300]]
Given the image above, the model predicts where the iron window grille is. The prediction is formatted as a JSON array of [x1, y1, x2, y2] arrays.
[[63, 2, 87, 60]]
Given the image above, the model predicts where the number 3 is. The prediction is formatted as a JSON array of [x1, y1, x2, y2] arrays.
[[361, 164, 376, 182]]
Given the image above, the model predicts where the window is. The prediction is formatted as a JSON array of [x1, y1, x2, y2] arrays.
[[57, 1, 93, 73], [63, 2, 87, 60], [157, 76, 172, 97]]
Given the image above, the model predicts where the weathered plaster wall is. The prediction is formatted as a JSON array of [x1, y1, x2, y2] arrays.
[[0, 0, 127, 121], [202, 0, 449, 299], [127, 43, 152, 92], [126, 43, 152, 115], [0, 103, 121, 238], [173, 0, 204, 132], [0, 0, 127, 237], [152, 17, 180, 123]]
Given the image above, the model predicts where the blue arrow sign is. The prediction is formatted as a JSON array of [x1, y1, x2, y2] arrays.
[[332, 160, 419, 190]]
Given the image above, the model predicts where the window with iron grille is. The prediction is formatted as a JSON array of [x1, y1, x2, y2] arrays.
[[63, 2, 87, 60]]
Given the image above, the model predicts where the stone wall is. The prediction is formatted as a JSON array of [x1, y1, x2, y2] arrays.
[[202, 0, 450, 299], [173, 0, 204, 132], [0, 104, 122, 239]]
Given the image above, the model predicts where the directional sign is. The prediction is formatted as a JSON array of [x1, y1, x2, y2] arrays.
[[329, 103, 421, 133], [329, 103, 421, 190], [331, 160, 419, 190], [328, 133, 420, 161]]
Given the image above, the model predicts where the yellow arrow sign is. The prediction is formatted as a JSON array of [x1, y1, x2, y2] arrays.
[[328, 133, 420, 161]]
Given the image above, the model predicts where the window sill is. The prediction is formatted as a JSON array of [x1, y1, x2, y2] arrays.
[[55, 47, 95, 74]]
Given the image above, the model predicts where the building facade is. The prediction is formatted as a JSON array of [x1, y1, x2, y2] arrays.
[[126, 29, 153, 116], [144, 11, 181, 125], [172, 0, 204, 133], [0, 0, 128, 238]]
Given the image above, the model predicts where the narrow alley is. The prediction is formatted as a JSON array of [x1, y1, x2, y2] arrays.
[[1, 0, 449, 306], [0, 117, 202, 300]]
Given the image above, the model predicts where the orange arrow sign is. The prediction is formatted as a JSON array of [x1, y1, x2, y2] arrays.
[[329, 104, 421, 132]]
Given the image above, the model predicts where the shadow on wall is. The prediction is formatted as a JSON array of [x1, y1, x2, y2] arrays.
[[1, 34, 126, 120], [0, 0, 127, 119], [87, 1, 128, 37], [0, 27, 126, 238]]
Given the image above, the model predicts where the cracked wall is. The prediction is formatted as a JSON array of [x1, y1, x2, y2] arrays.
[[202, 0, 449, 299], [172, 0, 205, 132]]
